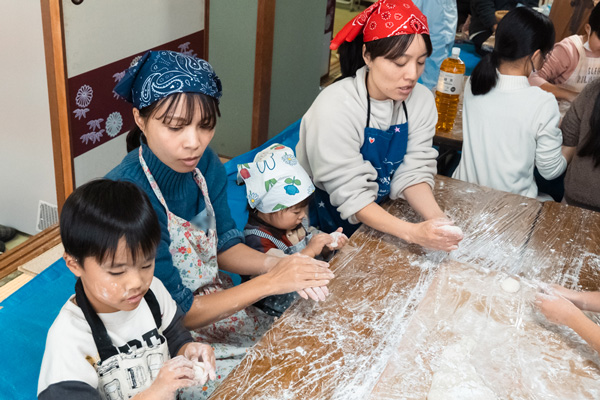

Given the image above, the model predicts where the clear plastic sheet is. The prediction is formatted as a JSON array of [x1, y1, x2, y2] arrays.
[[210, 176, 600, 399]]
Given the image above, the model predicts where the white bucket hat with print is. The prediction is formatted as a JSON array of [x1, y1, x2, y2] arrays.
[[237, 143, 315, 213]]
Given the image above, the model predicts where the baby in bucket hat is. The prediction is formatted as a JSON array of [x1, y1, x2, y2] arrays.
[[237, 143, 348, 316]]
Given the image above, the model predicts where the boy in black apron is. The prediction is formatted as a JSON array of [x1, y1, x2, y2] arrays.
[[38, 180, 216, 400]]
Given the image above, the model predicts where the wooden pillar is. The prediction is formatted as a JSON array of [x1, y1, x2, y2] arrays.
[[251, 0, 276, 149], [40, 0, 73, 212]]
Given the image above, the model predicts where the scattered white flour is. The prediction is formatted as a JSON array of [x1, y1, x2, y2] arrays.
[[428, 339, 497, 400], [438, 225, 464, 237], [500, 277, 520, 293], [329, 231, 347, 248], [295, 346, 307, 356], [193, 361, 208, 382]]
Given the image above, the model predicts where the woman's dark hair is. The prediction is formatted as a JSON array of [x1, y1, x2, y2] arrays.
[[126, 92, 221, 153], [577, 88, 600, 167], [590, 2, 600, 36], [471, 7, 555, 96], [60, 179, 161, 266], [338, 33, 433, 79]]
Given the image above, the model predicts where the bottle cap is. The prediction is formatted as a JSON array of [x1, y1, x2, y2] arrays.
[[451, 47, 461, 57]]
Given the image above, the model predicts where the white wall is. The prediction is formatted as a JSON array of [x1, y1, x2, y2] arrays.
[[268, 0, 326, 138], [0, 0, 57, 235], [63, 0, 205, 185]]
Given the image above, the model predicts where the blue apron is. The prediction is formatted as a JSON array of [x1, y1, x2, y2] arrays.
[[310, 77, 409, 236]]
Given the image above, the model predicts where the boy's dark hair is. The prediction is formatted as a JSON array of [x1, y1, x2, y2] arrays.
[[471, 7, 555, 96], [126, 92, 221, 153], [60, 179, 161, 266], [338, 33, 433, 79], [590, 2, 600, 35]]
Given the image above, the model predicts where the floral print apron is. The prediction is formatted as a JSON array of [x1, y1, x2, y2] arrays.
[[139, 148, 274, 399]]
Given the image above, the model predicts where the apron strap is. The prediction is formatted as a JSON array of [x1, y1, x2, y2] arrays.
[[75, 279, 119, 361], [144, 288, 162, 329], [76, 279, 163, 362], [243, 229, 291, 251]]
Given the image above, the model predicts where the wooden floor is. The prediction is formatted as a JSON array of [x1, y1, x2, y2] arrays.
[[321, 55, 342, 88]]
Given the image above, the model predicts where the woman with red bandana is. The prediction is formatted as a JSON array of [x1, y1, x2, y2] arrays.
[[296, 0, 463, 252]]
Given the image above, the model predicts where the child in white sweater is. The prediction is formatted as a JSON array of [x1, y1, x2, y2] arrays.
[[453, 7, 568, 199]]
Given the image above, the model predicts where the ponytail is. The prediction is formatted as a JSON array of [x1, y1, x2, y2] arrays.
[[577, 87, 600, 168], [470, 52, 499, 95], [338, 34, 367, 79], [471, 7, 555, 96], [126, 127, 146, 153]]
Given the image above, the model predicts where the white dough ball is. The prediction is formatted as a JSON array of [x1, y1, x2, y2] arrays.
[[329, 231, 345, 248], [438, 225, 463, 237], [500, 277, 520, 293], [193, 361, 208, 382]]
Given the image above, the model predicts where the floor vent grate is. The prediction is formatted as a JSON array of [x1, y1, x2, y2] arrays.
[[37, 201, 58, 232]]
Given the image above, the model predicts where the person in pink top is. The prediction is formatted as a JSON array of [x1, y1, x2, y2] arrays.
[[529, 2, 600, 102]]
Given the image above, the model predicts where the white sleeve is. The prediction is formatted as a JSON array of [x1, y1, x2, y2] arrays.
[[390, 84, 439, 199], [38, 306, 100, 397], [298, 85, 379, 224], [534, 93, 567, 180]]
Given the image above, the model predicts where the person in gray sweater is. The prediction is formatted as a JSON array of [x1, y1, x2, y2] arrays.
[[561, 78, 600, 211], [297, 0, 463, 252]]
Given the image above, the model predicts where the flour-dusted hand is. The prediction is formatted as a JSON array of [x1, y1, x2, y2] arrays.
[[142, 355, 196, 399], [301, 232, 336, 258], [407, 218, 463, 251], [535, 289, 581, 326], [326, 228, 349, 250], [265, 254, 334, 297], [183, 342, 216, 383]]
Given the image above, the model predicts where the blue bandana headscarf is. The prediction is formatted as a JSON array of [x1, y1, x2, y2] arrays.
[[113, 50, 222, 109]]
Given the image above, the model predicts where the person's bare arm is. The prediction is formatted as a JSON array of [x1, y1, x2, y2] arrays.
[[536, 290, 600, 354], [183, 255, 333, 330], [561, 146, 576, 164], [402, 182, 447, 221], [540, 83, 579, 102], [355, 201, 462, 252], [216, 243, 279, 275]]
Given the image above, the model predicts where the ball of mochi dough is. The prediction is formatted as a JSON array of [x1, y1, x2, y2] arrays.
[[329, 231, 345, 248], [438, 225, 463, 237], [501, 277, 520, 293], [193, 361, 208, 382]]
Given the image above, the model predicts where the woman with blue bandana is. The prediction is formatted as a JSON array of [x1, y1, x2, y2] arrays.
[[106, 50, 334, 397]]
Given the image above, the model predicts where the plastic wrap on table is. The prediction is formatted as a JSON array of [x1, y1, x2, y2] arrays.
[[209, 176, 600, 399]]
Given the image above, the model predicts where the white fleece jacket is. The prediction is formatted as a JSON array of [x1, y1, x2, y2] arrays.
[[453, 74, 567, 198], [297, 66, 438, 224]]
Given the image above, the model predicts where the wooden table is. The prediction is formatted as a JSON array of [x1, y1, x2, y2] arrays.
[[210, 176, 600, 399]]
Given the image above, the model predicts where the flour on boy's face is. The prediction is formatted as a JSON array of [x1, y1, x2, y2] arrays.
[[75, 238, 156, 314]]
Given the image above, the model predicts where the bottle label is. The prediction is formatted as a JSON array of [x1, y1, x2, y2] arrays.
[[436, 71, 464, 95]]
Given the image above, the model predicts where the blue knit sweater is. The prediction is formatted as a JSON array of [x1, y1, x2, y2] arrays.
[[106, 144, 244, 312]]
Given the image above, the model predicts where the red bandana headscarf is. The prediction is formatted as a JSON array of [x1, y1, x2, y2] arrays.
[[330, 0, 429, 50]]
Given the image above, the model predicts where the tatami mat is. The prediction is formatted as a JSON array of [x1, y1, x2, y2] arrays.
[[0, 273, 33, 304], [18, 243, 63, 276]]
